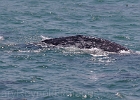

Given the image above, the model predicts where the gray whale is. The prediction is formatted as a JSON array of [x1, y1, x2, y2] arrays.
[[41, 35, 129, 53]]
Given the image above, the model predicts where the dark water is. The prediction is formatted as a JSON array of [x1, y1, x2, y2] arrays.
[[0, 0, 140, 100]]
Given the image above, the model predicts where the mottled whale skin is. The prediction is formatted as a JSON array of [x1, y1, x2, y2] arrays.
[[41, 35, 129, 53]]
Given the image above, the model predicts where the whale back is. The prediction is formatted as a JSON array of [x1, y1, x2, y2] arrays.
[[42, 35, 129, 53]]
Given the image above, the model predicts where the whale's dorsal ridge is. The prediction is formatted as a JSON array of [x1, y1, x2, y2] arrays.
[[41, 35, 129, 53]]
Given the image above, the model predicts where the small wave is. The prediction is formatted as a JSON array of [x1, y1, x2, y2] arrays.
[[0, 36, 4, 41], [135, 51, 140, 54], [91, 56, 115, 63]]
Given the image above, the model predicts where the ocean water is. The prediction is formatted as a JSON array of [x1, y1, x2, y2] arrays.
[[0, 0, 140, 100]]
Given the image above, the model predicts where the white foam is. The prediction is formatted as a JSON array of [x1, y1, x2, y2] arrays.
[[18, 49, 42, 53], [119, 50, 131, 54], [84, 48, 108, 56], [60, 46, 108, 56], [40, 35, 51, 41], [135, 51, 140, 54]]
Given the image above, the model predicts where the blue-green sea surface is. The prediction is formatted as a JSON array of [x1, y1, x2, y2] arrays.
[[0, 0, 140, 100]]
